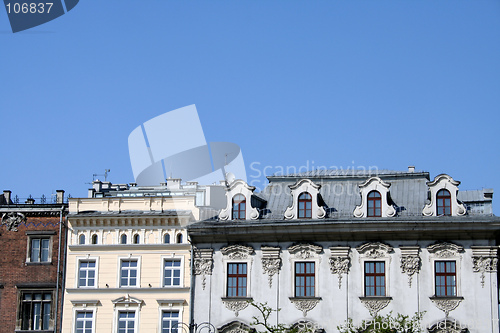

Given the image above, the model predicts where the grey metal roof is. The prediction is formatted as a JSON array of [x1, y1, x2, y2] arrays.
[[458, 189, 493, 202], [269, 169, 428, 178]]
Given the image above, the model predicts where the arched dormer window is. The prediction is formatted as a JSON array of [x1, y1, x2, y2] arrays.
[[79, 234, 85, 245], [437, 189, 451, 216], [164, 234, 170, 244], [91, 234, 98, 245], [133, 234, 140, 244], [367, 191, 382, 217], [232, 194, 246, 220], [298, 192, 312, 218], [177, 233, 183, 244], [120, 234, 127, 244]]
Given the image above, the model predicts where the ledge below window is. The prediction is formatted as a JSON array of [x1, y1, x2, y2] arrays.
[[221, 297, 253, 316], [359, 296, 392, 317], [429, 296, 463, 316], [289, 297, 322, 317]]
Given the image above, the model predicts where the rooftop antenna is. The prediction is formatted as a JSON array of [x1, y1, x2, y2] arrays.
[[92, 169, 111, 182]]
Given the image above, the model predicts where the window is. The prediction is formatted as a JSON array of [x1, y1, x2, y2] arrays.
[[79, 234, 86, 245], [163, 234, 170, 244], [121, 234, 127, 244], [176, 233, 183, 244], [29, 237, 50, 262], [78, 260, 96, 287], [435, 261, 456, 296], [232, 194, 246, 220], [133, 234, 140, 244], [437, 189, 452, 216], [161, 311, 179, 333], [75, 311, 93, 333], [91, 234, 98, 245], [365, 261, 385, 296], [163, 259, 181, 287], [295, 262, 315, 297], [367, 191, 382, 217], [18, 290, 53, 330], [298, 192, 312, 218], [120, 260, 138, 287], [227, 263, 247, 297], [117, 311, 136, 333]]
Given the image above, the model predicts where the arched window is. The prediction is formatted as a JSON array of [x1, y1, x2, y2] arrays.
[[79, 234, 85, 245], [91, 234, 98, 245], [298, 192, 312, 218], [120, 234, 127, 244], [177, 233, 183, 244], [437, 189, 452, 216], [164, 234, 170, 244], [367, 191, 382, 217], [133, 234, 140, 244], [232, 194, 246, 220]]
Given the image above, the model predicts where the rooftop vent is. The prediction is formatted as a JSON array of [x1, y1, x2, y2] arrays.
[[408, 166, 415, 173]]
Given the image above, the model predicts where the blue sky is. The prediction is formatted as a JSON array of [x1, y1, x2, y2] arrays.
[[1, 0, 499, 213]]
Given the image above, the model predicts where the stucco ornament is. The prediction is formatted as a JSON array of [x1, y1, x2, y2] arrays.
[[284, 179, 326, 220], [422, 174, 466, 216], [357, 242, 393, 259], [430, 298, 462, 317], [193, 248, 214, 290], [427, 319, 468, 333], [1, 212, 26, 231], [222, 299, 250, 317], [359, 298, 391, 317], [218, 321, 253, 333], [219, 179, 259, 221], [261, 247, 281, 288], [400, 246, 421, 287], [471, 246, 498, 288], [288, 244, 322, 260], [329, 247, 350, 289], [428, 242, 463, 258], [289, 298, 321, 317], [353, 177, 396, 218], [221, 245, 254, 260]]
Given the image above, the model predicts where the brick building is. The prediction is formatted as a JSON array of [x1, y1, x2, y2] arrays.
[[0, 190, 67, 333]]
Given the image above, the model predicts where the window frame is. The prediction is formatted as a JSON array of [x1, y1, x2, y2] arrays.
[[434, 260, 457, 297], [364, 261, 386, 296], [17, 289, 54, 331], [114, 309, 139, 333], [161, 256, 184, 288], [118, 256, 141, 288], [294, 261, 315, 297], [359, 255, 391, 298], [436, 189, 452, 216], [226, 262, 248, 297], [157, 302, 184, 333], [76, 256, 99, 288], [163, 233, 170, 244], [367, 190, 382, 217], [297, 192, 312, 219], [26, 235, 52, 264], [232, 194, 246, 220], [72, 306, 97, 333]]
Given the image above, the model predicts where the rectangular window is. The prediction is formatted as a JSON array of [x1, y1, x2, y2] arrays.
[[435, 261, 456, 296], [75, 311, 93, 333], [161, 311, 179, 333], [79, 260, 96, 287], [227, 263, 247, 297], [118, 311, 135, 333], [365, 262, 385, 296], [164, 259, 181, 287], [120, 260, 138, 287], [19, 290, 53, 330], [295, 262, 315, 297], [29, 237, 50, 262]]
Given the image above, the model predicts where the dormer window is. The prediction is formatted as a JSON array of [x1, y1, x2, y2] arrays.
[[436, 189, 451, 216], [232, 194, 246, 220], [367, 191, 382, 217], [298, 192, 312, 218]]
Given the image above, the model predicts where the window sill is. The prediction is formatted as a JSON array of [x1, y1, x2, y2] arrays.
[[15, 330, 54, 333], [289, 296, 322, 301], [429, 296, 463, 300], [25, 262, 52, 266], [359, 296, 392, 301], [221, 297, 253, 302]]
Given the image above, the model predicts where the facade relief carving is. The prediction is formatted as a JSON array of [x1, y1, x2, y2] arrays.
[[428, 243, 463, 258], [359, 298, 391, 317], [261, 246, 281, 288], [1, 212, 26, 231], [357, 242, 393, 259], [430, 297, 463, 317], [288, 244, 322, 260], [400, 246, 421, 287], [329, 247, 350, 289], [289, 298, 321, 317], [472, 246, 498, 288], [221, 244, 254, 260], [193, 248, 214, 290]]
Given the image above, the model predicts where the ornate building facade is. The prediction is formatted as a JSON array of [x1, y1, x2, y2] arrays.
[[0, 190, 67, 333], [188, 168, 499, 332]]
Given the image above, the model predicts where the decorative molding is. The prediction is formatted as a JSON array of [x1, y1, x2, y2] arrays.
[[423, 174, 466, 216], [1, 212, 26, 231], [359, 297, 392, 317], [221, 298, 251, 317], [353, 177, 396, 218], [400, 246, 420, 287], [112, 294, 144, 308], [357, 242, 393, 259], [261, 246, 281, 288], [218, 321, 254, 333], [221, 245, 254, 260], [329, 247, 350, 289], [219, 179, 259, 221], [288, 244, 322, 260], [428, 243, 463, 258], [284, 179, 326, 220], [427, 319, 468, 333], [430, 297, 463, 317], [472, 246, 498, 288], [289, 297, 321, 317], [193, 248, 214, 290]]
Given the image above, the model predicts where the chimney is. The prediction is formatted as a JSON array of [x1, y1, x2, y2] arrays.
[[56, 190, 65, 204], [3, 190, 11, 204], [408, 166, 415, 173], [25, 197, 35, 204]]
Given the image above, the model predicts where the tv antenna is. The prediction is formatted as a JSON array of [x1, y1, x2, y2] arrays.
[[93, 169, 111, 182]]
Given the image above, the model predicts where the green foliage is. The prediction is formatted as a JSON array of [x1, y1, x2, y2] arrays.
[[249, 301, 310, 333], [337, 312, 425, 333]]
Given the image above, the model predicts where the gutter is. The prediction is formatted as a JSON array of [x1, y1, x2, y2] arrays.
[[55, 206, 65, 333]]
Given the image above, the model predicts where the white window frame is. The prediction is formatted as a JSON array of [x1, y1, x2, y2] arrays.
[[72, 305, 97, 333], [157, 303, 184, 333], [26, 235, 53, 263], [76, 256, 99, 288], [361, 259, 389, 297], [118, 256, 141, 288], [113, 307, 139, 333], [430, 257, 461, 297], [292, 260, 318, 297], [287, 244, 322, 298], [161, 256, 184, 288], [222, 259, 252, 298]]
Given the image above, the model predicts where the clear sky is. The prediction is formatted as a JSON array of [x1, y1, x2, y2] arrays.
[[1, 0, 499, 213]]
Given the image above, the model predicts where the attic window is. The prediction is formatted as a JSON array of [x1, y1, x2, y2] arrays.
[[298, 192, 312, 218], [367, 191, 382, 217], [232, 194, 246, 220], [437, 189, 451, 216]]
